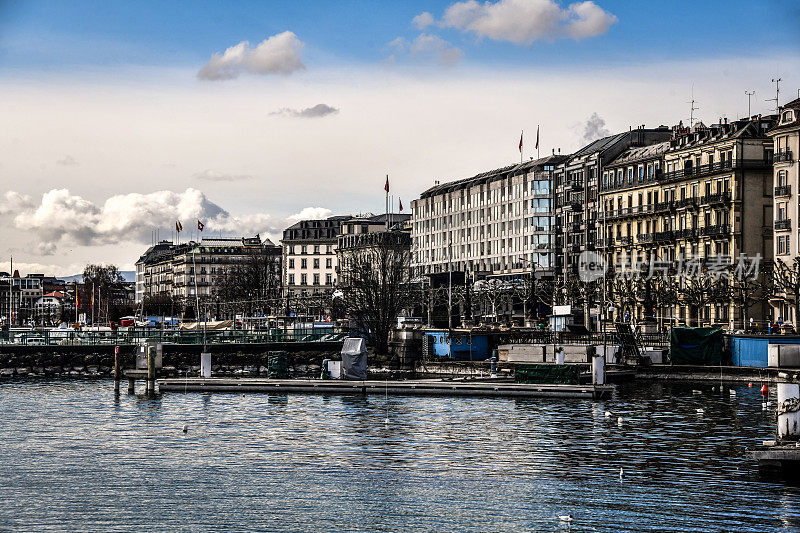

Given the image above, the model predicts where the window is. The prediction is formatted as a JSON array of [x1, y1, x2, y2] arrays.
[[288, 258, 294, 268], [301, 258, 307, 269], [326, 258, 332, 268], [301, 274, 307, 285], [326, 273, 333, 285], [288, 274, 295, 285], [301, 245, 307, 254], [314, 245, 320, 254], [313, 258, 320, 268], [313, 274, 320, 285]]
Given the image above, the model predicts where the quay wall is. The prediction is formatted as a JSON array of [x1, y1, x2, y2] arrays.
[[0, 342, 344, 378]]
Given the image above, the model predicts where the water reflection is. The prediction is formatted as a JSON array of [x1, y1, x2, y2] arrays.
[[0, 378, 798, 532]]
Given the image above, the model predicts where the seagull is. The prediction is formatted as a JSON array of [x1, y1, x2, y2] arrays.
[[729, 390, 736, 396], [604, 411, 612, 418], [558, 514, 573, 522], [617, 416, 624, 426], [619, 467, 624, 479], [692, 390, 702, 395], [696, 408, 704, 414], [182, 424, 188, 433]]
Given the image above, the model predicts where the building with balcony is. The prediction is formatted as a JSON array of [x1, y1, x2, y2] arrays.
[[0, 271, 43, 325], [768, 97, 800, 324], [599, 116, 776, 328], [554, 127, 672, 283], [411, 155, 568, 282], [135, 235, 280, 308], [282, 215, 355, 297]]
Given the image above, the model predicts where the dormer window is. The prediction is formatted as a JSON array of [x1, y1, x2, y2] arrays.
[[783, 110, 795, 124]]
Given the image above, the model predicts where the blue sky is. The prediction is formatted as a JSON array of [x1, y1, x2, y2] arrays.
[[1, 0, 798, 71], [1, 0, 799, 275]]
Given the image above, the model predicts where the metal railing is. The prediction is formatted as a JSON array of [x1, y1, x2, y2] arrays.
[[500, 330, 669, 349], [775, 151, 793, 163], [775, 219, 792, 231], [0, 327, 348, 347], [775, 185, 791, 197]]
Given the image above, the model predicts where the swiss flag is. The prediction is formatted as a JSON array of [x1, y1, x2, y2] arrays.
[[384, 175, 390, 193]]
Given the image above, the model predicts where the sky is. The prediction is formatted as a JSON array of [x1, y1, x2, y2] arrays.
[[1, 0, 799, 276]]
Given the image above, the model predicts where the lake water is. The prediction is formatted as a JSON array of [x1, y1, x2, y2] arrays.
[[0, 379, 798, 532]]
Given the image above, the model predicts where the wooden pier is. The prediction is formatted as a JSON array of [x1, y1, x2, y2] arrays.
[[158, 377, 614, 399]]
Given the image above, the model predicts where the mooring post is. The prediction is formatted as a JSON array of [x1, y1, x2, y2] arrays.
[[127, 377, 135, 394], [113, 345, 120, 393], [146, 345, 155, 394]]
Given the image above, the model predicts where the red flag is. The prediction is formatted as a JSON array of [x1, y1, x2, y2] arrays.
[[76, 291, 81, 308], [197, 220, 204, 232], [535, 125, 539, 150], [384, 175, 389, 193], [518, 131, 523, 153], [176, 221, 183, 232], [399, 199, 403, 212]]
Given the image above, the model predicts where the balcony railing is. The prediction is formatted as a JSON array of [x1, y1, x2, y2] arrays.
[[618, 236, 633, 246], [637, 233, 654, 243], [775, 151, 794, 163], [775, 185, 792, 197], [654, 231, 674, 243], [675, 227, 698, 239], [700, 224, 731, 237], [658, 159, 771, 183], [675, 197, 698, 209], [775, 219, 792, 231], [701, 191, 732, 205], [654, 201, 673, 213]]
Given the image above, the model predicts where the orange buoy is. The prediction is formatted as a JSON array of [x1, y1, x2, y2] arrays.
[[760, 383, 769, 395], [748, 382, 753, 387]]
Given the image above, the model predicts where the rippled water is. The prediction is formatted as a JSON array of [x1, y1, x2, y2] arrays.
[[0, 378, 798, 532]]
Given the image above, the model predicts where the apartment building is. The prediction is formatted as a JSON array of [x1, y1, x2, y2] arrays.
[[411, 155, 568, 280], [135, 235, 280, 304], [282, 216, 352, 296], [599, 117, 775, 327], [554, 128, 672, 278], [0, 272, 43, 325], [769, 97, 800, 324]]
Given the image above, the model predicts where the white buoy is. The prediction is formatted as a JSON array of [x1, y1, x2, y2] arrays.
[[692, 390, 702, 395], [617, 416, 623, 426], [558, 515, 573, 522], [619, 467, 624, 479], [604, 411, 612, 418], [696, 408, 704, 414], [729, 389, 736, 396], [182, 424, 188, 433]]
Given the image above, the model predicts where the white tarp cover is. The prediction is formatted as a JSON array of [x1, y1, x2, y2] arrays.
[[341, 337, 367, 380]]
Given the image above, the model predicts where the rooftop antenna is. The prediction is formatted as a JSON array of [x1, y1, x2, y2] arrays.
[[766, 78, 781, 113], [745, 90, 755, 118], [687, 85, 699, 128]]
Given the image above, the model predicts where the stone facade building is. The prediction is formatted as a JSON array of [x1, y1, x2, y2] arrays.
[[599, 117, 776, 327], [769, 98, 800, 324]]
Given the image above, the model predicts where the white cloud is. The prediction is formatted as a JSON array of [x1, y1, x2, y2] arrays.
[[4, 188, 286, 251], [0, 191, 34, 215], [287, 207, 333, 222], [270, 103, 339, 118], [386, 34, 463, 66], [410, 34, 463, 65], [194, 170, 253, 182], [57, 155, 79, 166], [197, 31, 306, 80], [440, 0, 617, 45], [412, 11, 435, 29]]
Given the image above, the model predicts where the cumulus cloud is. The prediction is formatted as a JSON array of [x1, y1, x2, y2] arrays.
[[197, 31, 305, 80], [385, 34, 462, 66], [57, 155, 79, 166], [412, 11, 435, 29], [287, 207, 333, 222], [579, 112, 611, 145], [270, 103, 339, 118], [438, 0, 616, 45], [2, 188, 297, 252], [194, 170, 253, 182]]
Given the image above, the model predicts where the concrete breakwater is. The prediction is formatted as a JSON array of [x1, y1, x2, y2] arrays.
[[0, 342, 344, 379]]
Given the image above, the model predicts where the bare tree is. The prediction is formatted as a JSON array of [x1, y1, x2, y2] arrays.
[[772, 258, 800, 326], [214, 247, 282, 318], [82, 263, 132, 323], [338, 232, 415, 355], [677, 272, 729, 327]]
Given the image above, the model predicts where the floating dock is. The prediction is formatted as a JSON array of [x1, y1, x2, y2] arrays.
[[158, 377, 613, 399], [748, 441, 800, 474]]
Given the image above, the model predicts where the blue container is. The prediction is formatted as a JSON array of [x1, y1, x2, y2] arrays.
[[424, 330, 490, 360], [729, 334, 800, 367]]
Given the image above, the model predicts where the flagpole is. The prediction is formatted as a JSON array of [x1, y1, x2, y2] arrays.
[[537, 125, 540, 159], [520, 129, 523, 164], [385, 174, 389, 231]]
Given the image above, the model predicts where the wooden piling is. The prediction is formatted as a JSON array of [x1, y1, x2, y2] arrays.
[[146, 346, 155, 393], [113, 345, 120, 392]]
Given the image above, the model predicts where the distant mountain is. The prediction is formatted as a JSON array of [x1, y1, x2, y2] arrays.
[[59, 271, 136, 283]]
